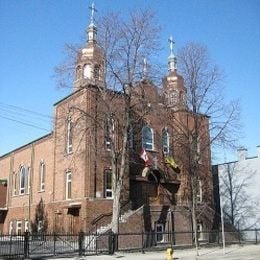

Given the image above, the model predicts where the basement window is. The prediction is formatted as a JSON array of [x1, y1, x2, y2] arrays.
[[155, 223, 164, 242]]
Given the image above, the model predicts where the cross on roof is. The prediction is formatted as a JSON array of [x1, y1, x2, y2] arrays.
[[168, 36, 175, 56], [89, 2, 97, 25]]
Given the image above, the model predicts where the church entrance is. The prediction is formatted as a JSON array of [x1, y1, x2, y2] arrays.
[[67, 208, 80, 234]]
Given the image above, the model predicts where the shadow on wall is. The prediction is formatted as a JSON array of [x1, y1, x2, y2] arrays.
[[31, 198, 48, 233]]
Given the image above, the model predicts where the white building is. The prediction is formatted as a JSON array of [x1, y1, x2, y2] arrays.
[[216, 146, 260, 229]]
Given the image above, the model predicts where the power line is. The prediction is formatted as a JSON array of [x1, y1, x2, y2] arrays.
[[0, 102, 53, 131], [0, 107, 52, 124], [0, 115, 50, 131], [0, 102, 52, 119]]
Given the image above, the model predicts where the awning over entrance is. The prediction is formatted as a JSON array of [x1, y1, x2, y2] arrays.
[[131, 167, 180, 185]]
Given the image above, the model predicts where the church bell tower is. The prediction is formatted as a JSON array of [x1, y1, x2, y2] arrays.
[[163, 37, 187, 111], [73, 3, 104, 91]]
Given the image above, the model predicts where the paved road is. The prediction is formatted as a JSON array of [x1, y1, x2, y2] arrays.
[[49, 244, 260, 260]]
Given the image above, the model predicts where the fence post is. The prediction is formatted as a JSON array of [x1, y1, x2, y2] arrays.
[[8, 234, 13, 257], [170, 230, 173, 249], [255, 229, 258, 244], [53, 233, 56, 255], [108, 231, 115, 255], [24, 231, 29, 259], [78, 231, 84, 256], [95, 229, 98, 255], [141, 231, 145, 254]]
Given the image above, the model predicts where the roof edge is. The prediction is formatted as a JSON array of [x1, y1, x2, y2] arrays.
[[0, 132, 53, 159]]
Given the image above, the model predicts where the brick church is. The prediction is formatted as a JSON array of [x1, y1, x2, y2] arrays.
[[0, 6, 215, 242]]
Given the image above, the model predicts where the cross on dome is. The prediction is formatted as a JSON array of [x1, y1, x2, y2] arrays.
[[86, 2, 98, 43], [89, 2, 97, 25], [168, 36, 177, 72], [168, 36, 175, 57]]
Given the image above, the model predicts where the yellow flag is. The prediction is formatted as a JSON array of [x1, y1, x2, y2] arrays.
[[165, 156, 178, 169]]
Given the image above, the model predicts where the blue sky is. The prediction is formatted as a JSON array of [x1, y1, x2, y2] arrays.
[[0, 0, 259, 163]]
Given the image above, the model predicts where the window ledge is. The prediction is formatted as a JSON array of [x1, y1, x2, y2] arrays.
[[145, 149, 158, 153]]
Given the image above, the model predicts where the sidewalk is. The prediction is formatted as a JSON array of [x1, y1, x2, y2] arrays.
[[49, 244, 260, 260]]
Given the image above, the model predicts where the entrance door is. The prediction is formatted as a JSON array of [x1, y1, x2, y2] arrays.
[[67, 208, 80, 234]]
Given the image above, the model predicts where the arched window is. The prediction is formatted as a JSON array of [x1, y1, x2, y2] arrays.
[[24, 220, 29, 232], [75, 66, 81, 80], [162, 128, 170, 154], [142, 126, 154, 150], [169, 90, 178, 105], [83, 64, 91, 79], [19, 166, 26, 195], [9, 221, 13, 235], [39, 160, 45, 191], [104, 115, 115, 151], [128, 124, 134, 149], [16, 221, 22, 235], [155, 223, 164, 242], [67, 117, 73, 154]]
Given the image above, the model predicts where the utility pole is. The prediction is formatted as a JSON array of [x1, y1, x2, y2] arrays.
[[220, 196, 226, 254]]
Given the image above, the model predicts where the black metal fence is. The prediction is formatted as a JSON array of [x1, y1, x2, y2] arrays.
[[1, 229, 260, 259]]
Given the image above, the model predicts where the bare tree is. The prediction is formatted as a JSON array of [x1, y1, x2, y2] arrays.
[[54, 44, 81, 89], [219, 163, 259, 229], [97, 9, 161, 236], [55, 9, 161, 238], [178, 42, 240, 150], [54, 9, 240, 253], [172, 42, 241, 253]]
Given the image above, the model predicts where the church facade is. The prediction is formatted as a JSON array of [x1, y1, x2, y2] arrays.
[[0, 7, 215, 243]]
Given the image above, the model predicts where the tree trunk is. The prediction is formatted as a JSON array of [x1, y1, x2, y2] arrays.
[[191, 177, 199, 256], [111, 185, 121, 234], [111, 97, 129, 238]]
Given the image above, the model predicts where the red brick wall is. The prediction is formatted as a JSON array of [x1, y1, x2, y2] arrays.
[[0, 79, 213, 236], [0, 134, 54, 233]]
